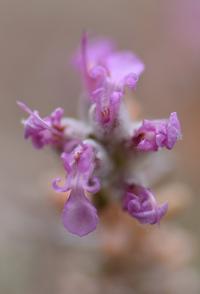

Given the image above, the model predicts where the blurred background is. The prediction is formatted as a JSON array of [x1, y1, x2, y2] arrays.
[[0, 0, 200, 293]]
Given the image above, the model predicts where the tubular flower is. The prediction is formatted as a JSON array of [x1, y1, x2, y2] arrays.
[[17, 101, 64, 149], [74, 33, 144, 132], [123, 184, 168, 224], [52, 142, 100, 236], [132, 112, 182, 151]]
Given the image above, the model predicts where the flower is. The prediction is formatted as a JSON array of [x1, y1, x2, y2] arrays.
[[52, 142, 100, 236], [74, 33, 145, 132], [132, 112, 182, 151], [17, 101, 64, 149], [17, 34, 182, 236], [74, 33, 144, 97], [123, 184, 168, 224]]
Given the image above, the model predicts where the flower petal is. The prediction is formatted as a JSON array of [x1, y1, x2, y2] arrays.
[[104, 51, 145, 89], [62, 188, 98, 236], [166, 112, 182, 149], [83, 176, 101, 194], [52, 177, 71, 193], [123, 185, 168, 225]]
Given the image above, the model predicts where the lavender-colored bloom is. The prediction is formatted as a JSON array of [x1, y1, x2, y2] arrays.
[[132, 112, 182, 151], [52, 143, 100, 236], [73, 34, 144, 132], [74, 33, 144, 97], [17, 101, 64, 149], [17, 34, 181, 237], [123, 184, 168, 224]]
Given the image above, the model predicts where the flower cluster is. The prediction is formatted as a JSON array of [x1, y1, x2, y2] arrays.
[[18, 33, 182, 236]]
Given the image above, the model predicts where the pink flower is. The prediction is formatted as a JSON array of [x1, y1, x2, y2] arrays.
[[52, 142, 100, 236], [73, 34, 145, 131], [132, 112, 182, 151], [17, 101, 64, 149], [17, 34, 182, 237], [123, 184, 168, 224]]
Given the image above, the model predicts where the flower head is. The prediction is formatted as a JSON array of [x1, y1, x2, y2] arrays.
[[52, 142, 100, 236], [17, 101, 64, 149], [18, 34, 182, 236], [123, 184, 168, 224], [132, 112, 182, 151]]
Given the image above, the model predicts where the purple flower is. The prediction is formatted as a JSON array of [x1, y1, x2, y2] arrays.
[[17, 34, 181, 236], [52, 142, 100, 236], [73, 34, 144, 131], [74, 33, 144, 96], [123, 184, 168, 224], [132, 112, 182, 151], [17, 101, 64, 149]]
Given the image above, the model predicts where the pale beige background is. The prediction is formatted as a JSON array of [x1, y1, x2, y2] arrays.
[[0, 0, 200, 293]]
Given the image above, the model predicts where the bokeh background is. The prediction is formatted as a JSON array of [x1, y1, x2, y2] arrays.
[[0, 0, 200, 293]]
